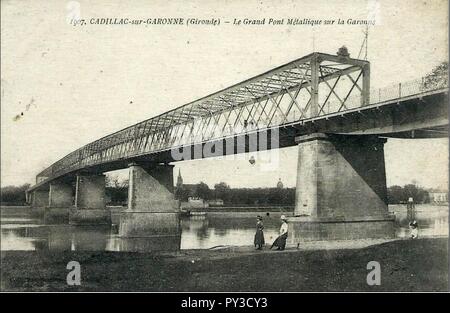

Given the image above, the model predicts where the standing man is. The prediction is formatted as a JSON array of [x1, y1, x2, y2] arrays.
[[407, 197, 415, 221]]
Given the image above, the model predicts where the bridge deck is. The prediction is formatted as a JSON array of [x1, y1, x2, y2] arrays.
[[28, 52, 448, 191]]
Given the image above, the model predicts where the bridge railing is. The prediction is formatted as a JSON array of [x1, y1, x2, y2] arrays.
[[324, 76, 448, 113], [378, 77, 448, 103]]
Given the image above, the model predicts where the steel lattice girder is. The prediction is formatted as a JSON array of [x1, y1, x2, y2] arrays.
[[32, 52, 372, 188]]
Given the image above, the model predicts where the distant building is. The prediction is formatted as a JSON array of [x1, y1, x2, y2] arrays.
[[175, 170, 196, 190], [180, 196, 209, 209], [208, 199, 224, 206], [277, 178, 284, 189], [175, 170, 224, 208], [428, 189, 448, 204]]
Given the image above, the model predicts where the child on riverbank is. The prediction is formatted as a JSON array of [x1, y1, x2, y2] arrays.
[[409, 220, 419, 239]]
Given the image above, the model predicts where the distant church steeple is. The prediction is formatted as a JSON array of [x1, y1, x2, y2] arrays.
[[176, 169, 183, 188]]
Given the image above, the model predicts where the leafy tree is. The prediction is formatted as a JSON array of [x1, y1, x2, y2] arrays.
[[387, 184, 430, 204], [195, 182, 211, 200], [403, 184, 429, 204], [104, 175, 128, 205], [1, 184, 31, 205], [105, 175, 128, 188], [216, 187, 295, 206], [423, 61, 448, 89], [387, 185, 404, 204], [175, 186, 190, 201], [214, 182, 230, 202]]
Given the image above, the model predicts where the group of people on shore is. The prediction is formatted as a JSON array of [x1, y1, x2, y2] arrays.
[[254, 213, 420, 250], [254, 214, 288, 251]]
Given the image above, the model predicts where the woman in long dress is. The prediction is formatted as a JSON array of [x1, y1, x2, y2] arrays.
[[271, 215, 288, 250], [254, 216, 265, 250]]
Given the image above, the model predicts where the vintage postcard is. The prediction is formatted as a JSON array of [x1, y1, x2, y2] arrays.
[[1, 0, 448, 300]]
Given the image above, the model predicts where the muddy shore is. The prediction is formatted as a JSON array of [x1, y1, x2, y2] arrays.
[[1, 238, 447, 292]]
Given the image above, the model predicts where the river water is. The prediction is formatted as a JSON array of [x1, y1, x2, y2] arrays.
[[1, 205, 448, 251]]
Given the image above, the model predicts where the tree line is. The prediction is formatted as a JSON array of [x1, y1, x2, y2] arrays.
[[174, 182, 431, 206], [0, 184, 30, 205], [0, 182, 432, 206], [176, 182, 295, 206], [387, 184, 430, 204]]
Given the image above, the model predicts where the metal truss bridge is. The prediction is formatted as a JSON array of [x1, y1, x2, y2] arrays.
[[29, 52, 448, 192]]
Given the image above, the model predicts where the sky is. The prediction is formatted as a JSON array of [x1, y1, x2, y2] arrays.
[[1, 0, 448, 190]]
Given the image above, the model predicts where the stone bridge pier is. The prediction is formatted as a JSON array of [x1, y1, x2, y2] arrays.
[[289, 133, 395, 243], [69, 173, 111, 225], [29, 189, 49, 217], [45, 180, 73, 222], [119, 163, 181, 251], [30, 190, 49, 208]]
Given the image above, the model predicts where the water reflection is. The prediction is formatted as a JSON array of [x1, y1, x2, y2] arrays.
[[1, 205, 448, 252], [1, 231, 41, 250], [108, 235, 181, 252], [181, 216, 210, 239], [391, 205, 449, 238]]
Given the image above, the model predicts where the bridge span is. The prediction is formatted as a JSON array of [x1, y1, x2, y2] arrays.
[[26, 51, 448, 248]]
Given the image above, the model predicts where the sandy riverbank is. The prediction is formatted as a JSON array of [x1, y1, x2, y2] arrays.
[[1, 237, 447, 292]]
